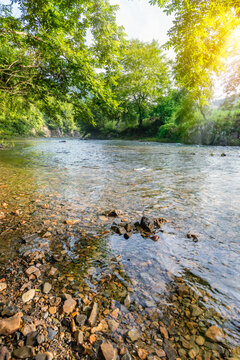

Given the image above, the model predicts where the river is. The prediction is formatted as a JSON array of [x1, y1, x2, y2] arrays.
[[0, 139, 239, 346]]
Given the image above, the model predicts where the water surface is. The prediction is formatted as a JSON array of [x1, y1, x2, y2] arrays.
[[0, 139, 239, 343]]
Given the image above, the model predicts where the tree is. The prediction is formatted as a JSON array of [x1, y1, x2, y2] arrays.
[[151, 0, 240, 104], [116, 40, 170, 127], [0, 0, 125, 124]]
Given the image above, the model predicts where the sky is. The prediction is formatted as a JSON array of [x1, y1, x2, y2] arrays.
[[110, 0, 173, 45], [110, 0, 175, 58]]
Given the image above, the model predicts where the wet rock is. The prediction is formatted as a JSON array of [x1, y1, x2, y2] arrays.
[[111, 225, 126, 235], [12, 346, 35, 359], [0, 346, 10, 360], [124, 223, 134, 232], [100, 341, 117, 360], [205, 325, 224, 342], [63, 298, 76, 314], [187, 232, 198, 242], [107, 210, 123, 217], [47, 327, 57, 340], [140, 217, 154, 233], [0, 312, 23, 335], [74, 330, 83, 345], [88, 302, 98, 326], [0, 283, 7, 292], [127, 328, 141, 342], [154, 217, 167, 228], [75, 314, 87, 326], [150, 235, 160, 242], [43, 283, 52, 294], [22, 289, 35, 303]]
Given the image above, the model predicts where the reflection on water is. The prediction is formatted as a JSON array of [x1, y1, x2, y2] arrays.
[[0, 139, 240, 343]]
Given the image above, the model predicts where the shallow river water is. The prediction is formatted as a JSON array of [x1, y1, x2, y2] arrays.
[[0, 139, 239, 345]]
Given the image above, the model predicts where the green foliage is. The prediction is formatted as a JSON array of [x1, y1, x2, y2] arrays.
[[116, 40, 171, 127], [151, 0, 240, 104], [0, 0, 125, 135]]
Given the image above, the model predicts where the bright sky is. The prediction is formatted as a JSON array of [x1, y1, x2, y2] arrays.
[[110, 0, 175, 57]]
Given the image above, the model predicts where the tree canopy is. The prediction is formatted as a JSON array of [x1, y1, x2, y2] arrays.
[[0, 0, 124, 122], [151, 0, 240, 103], [116, 40, 170, 127]]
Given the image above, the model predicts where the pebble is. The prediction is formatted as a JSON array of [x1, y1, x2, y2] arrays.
[[0, 283, 7, 292], [74, 330, 84, 345], [21, 323, 36, 336], [88, 302, 98, 326], [128, 328, 141, 342], [49, 306, 57, 315], [63, 298, 77, 314], [0, 312, 23, 335], [12, 346, 35, 359], [26, 331, 38, 346], [100, 341, 118, 360], [47, 327, 58, 340], [75, 314, 87, 326], [196, 335, 205, 346], [43, 282, 52, 294], [22, 289, 35, 303]]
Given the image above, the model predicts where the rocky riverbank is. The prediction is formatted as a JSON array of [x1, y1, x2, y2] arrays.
[[0, 212, 239, 360]]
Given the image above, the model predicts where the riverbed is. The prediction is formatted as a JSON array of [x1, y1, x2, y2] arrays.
[[0, 139, 239, 348]]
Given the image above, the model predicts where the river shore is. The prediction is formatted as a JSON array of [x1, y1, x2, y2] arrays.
[[0, 208, 239, 360]]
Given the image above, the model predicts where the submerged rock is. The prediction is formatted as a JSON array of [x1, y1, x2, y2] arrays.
[[0, 283, 7, 292], [43, 282, 52, 294], [88, 302, 98, 326], [205, 325, 224, 343], [127, 328, 141, 342], [63, 298, 76, 314]]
